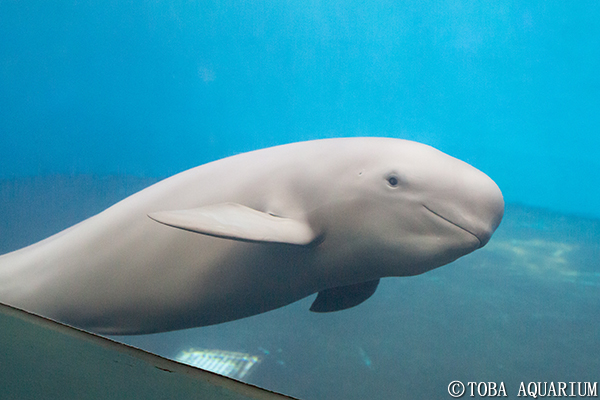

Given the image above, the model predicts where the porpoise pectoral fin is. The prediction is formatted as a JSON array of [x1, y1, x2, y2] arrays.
[[309, 279, 380, 313], [148, 202, 317, 245]]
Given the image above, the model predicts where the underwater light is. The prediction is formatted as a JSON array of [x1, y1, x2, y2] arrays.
[[175, 348, 262, 380]]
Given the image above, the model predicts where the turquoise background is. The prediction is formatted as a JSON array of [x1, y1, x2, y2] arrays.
[[1, 0, 599, 217]]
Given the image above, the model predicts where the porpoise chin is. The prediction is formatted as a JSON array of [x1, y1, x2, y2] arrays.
[[0, 138, 504, 334]]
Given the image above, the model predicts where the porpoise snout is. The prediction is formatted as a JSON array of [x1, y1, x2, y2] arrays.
[[424, 163, 504, 248], [473, 177, 504, 247]]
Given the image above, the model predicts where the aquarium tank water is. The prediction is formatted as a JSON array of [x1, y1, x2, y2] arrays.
[[1, 1, 599, 399]]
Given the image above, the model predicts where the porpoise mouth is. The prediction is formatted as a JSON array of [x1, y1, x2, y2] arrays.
[[423, 205, 483, 248]]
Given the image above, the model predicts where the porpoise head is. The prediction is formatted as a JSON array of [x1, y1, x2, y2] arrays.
[[313, 138, 504, 280]]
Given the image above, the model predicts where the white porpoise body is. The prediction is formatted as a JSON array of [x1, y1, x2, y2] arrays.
[[0, 138, 504, 334]]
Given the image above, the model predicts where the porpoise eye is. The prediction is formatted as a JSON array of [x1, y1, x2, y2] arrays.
[[387, 175, 399, 187]]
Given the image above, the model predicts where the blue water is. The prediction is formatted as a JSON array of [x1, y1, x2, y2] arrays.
[[1, 1, 599, 399], [1, 0, 599, 217]]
